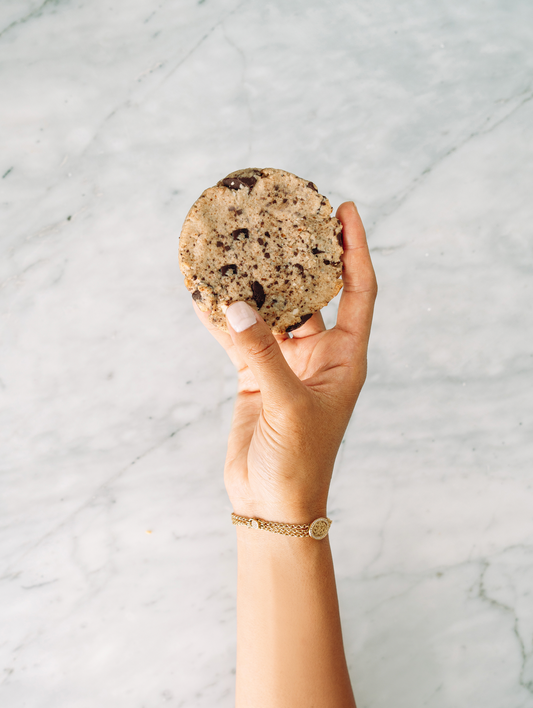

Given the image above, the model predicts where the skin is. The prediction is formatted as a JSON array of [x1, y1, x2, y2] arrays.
[[192, 201, 377, 707]]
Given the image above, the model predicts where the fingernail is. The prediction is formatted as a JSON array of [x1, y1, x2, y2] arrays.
[[226, 302, 257, 332]]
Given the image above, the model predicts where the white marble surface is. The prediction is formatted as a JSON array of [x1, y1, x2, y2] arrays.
[[1, 0, 532, 705]]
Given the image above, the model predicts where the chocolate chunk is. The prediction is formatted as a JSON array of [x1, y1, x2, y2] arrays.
[[220, 264, 238, 276], [239, 176, 257, 188], [307, 182, 318, 192], [286, 314, 313, 332], [222, 176, 257, 190], [216, 241, 223, 247], [221, 178, 246, 190], [294, 263, 304, 273], [251, 280, 266, 309], [257, 238, 264, 245], [312, 246, 324, 255], [264, 231, 270, 238], [192, 290, 202, 302], [264, 253, 271, 258], [337, 231, 343, 247], [323, 259, 330, 265], [232, 228, 249, 240]]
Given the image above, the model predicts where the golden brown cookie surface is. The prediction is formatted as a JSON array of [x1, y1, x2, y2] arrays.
[[179, 168, 343, 334]]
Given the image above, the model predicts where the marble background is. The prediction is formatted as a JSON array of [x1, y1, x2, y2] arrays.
[[1, 0, 532, 706]]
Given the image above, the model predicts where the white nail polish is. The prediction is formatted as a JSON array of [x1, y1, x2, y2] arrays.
[[226, 302, 257, 332]]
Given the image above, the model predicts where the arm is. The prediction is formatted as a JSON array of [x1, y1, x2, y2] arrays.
[[193, 201, 376, 707], [236, 525, 356, 708]]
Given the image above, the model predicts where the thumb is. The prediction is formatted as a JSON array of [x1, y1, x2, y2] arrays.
[[225, 301, 302, 406]]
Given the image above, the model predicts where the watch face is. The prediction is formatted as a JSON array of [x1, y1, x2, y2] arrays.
[[309, 517, 330, 540]]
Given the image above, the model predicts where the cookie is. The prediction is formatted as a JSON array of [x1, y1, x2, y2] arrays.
[[179, 167, 344, 334]]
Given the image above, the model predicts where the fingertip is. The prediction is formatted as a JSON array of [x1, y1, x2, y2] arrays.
[[337, 199, 355, 212], [226, 301, 259, 333], [336, 200, 367, 250]]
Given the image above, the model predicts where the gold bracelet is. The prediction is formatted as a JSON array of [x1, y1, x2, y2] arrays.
[[231, 512, 332, 540]]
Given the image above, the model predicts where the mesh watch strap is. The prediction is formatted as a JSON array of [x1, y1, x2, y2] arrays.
[[231, 512, 332, 540]]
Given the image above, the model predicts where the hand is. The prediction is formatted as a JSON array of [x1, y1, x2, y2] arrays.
[[192, 202, 377, 523]]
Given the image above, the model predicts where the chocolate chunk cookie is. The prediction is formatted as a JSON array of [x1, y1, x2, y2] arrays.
[[179, 168, 344, 334]]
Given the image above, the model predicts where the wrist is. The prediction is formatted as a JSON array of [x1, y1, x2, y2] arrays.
[[230, 504, 329, 527], [235, 523, 332, 550], [228, 488, 328, 523], [231, 508, 332, 545]]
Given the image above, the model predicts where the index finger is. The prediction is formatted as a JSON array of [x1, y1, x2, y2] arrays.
[[334, 201, 377, 340]]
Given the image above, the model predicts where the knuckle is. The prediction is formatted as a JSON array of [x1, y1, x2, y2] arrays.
[[245, 334, 278, 364], [362, 271, 378, 300]]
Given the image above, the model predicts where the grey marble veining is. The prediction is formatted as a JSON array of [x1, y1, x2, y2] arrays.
[[1, 1, 532, 706]]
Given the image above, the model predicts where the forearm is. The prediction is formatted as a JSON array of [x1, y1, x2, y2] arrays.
[[235, 525, 356, 708]]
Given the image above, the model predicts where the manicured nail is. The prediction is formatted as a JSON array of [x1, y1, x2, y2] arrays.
[[226, 302, 257, 332]]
